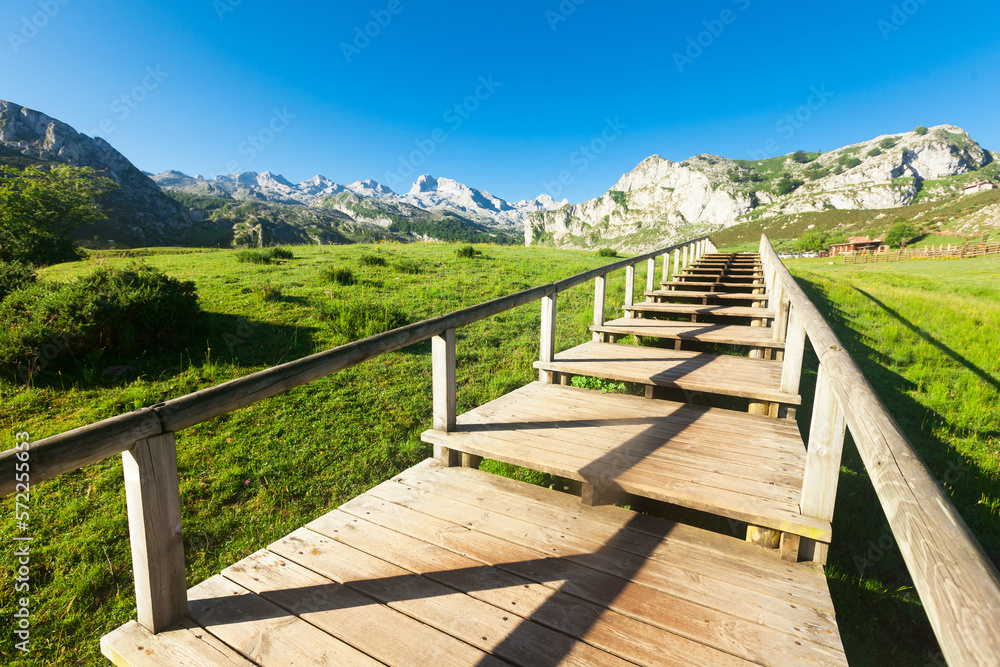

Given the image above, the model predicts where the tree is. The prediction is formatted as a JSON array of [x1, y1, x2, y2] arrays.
[[885, 219, 918, 248], [914, 126, 929, 136], [797, 230, 829, 252], [775, 177, 804, 196], [791, 150, 810, 164], [0, 165, 115, 265]]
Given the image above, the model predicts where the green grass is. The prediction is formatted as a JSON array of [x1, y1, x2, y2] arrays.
[[0, 241, 647, 665], [784, 255, 1000, 665]]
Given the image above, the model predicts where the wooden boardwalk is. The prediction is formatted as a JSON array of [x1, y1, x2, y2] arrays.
[[8, 236, 996, 666]]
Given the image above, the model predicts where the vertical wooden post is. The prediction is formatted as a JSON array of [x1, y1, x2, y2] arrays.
[[123, 432, 187, 634], [662, 252, 670, 286], [780, 306, 806, 419], [681, 245, 689, 271], [646, 258, 656, 294], [623, 264, 636, 318], [771, 283, 789, 343], [592, 273, 606, 342], [432, 328, 459, 465], [799, 365, 847, 564], [539, 292, 557, 383], [673, 249, 680, 282]]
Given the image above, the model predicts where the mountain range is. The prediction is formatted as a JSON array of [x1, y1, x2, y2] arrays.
[[1, 97, 997, 252]]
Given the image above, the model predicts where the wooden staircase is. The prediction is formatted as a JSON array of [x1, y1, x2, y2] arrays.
[[424, 250, 823, 559]]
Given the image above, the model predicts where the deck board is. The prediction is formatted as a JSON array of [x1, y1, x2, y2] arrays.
[[102, 461, 846, 666], [592, 318, 786, 348], [624, 303, 774, 318], [534, 340, 800, 404]]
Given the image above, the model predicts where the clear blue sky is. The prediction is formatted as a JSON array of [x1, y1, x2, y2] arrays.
[[3, 0, 998, 202]]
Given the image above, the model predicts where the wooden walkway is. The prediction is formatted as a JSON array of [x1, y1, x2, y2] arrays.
[[100, 248, 852, 665]]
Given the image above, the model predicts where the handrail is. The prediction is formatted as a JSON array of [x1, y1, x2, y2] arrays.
[[760, 234, 1000, 666], [0, 235, 713, 495]]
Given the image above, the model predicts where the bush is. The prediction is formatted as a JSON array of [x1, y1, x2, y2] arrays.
[[596, 248, 618, 258], [393, 259, 422, 275], [792, 150, 810, 164], [0, 261, 37, 302], [886, 219, 919, 248], [879, 137, 899, 149], [841, 157, 862, 169], [236, 246, 294, 264], [456, 245, 480, 259], [317, 300, 408, 341], [321, 267, 356, 286], [359, 254, 388, 267], [914, 126, 929, 136], [868, 147, 883, 157], [0, 262, 200, 381], [775, 177, 805, 196]]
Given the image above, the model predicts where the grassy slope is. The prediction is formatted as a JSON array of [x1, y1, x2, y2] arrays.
[[0, 242, 638, 665], [714, 188, 1000, 253], [783, 255, 1000, 665]]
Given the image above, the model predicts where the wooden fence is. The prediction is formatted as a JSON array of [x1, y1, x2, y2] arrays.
[[760, 234, 1000, 665], [844, 242, 1000, 264], [0, 235, 715, 634]]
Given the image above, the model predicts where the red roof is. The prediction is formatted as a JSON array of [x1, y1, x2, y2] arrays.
[[964, 180, 996, 189]]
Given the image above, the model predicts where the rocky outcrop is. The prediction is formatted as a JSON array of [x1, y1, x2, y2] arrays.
[[527, 125, 992, 252], [0, 99, 191, 244]]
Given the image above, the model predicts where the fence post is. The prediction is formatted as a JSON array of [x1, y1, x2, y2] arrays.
[[539, 292, 557, 383], [682, 245, 689, 271], [780, 306, 806, 419], [592, 273, 606, 341], [673, 249, 680, 283], [799, 365, 847, 563], [623, 264, 636, 318], [432, 328, 460, 465], [123, 432, 187, 634]]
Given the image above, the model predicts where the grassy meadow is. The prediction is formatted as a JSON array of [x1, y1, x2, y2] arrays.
[[1, 242, 997, 665], [0, 242, 638, 665], [783, 254, 1000, 665]]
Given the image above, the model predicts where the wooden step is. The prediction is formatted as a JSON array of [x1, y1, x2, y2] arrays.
[[533, 341, 800, 405], [421, 382, 831, 543], [646, 290, 768, 302], [660, 281, 763, 292], [625, 303, 774, 321], [593, 318, 785, 349]]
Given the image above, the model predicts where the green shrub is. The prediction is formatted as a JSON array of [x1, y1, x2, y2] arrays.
[[839, 156, 862, 169], [879, 137, 899, 150], [596, 248, 618, 258], [317, 299, 408, 341], [456, 245, 480, 259], [775, 177, 805, 196], [570, 375, 628, 393], [359, 253, 388, 267], [791, 150, 810, 163], [0, 261, 37, 302], [868, 147, 883, 157], [609, 191, 629, 212], [321, 267, 356, 285], [886, 219, 919, 248], [0, 262, 200, 381], [236, 246, 294, 264], [914, 126, 929, 136]]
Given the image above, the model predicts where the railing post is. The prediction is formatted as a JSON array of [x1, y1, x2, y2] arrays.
[[682, 245, 689, 270], [432, 328, 459, 465], [122, 432, 187, 634], [771, 281, 789, 345], [661, 252, 670, 287], [673, 248, 680, 282], [623, 264, 636, 318], [539, 292, 557, 383], [799, 365, 846, 563], [592, 273, 606, 341], [646, 258, 656, 295], [780, 306, 806, 418]]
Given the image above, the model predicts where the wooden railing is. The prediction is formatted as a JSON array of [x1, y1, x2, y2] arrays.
[[0, 234, 714, 635], [842, 241, 1000, 264], [760, 234, 1000, 666]]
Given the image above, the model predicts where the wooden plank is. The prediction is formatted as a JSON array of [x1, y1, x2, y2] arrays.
[[101, 619, 255, 667], [625, 303, 774, 318], [593, 318, 786, 348], [187, 575, 382, 666], [269, 528, 632, 666], [308, 508, 751, 667], [538, 292, 557, 383], [592, 273, 606, 342], [223, 548, 503, 666], [780, 306, 806, 396], [533, 341, 800, 404], [647, 258, 656, 293], [623, 264, 635, 317], [350, 479, 845, 664], [122, 432, 187, 633]]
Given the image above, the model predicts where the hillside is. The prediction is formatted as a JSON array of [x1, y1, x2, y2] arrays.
[[527, 125, 996, 253]]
